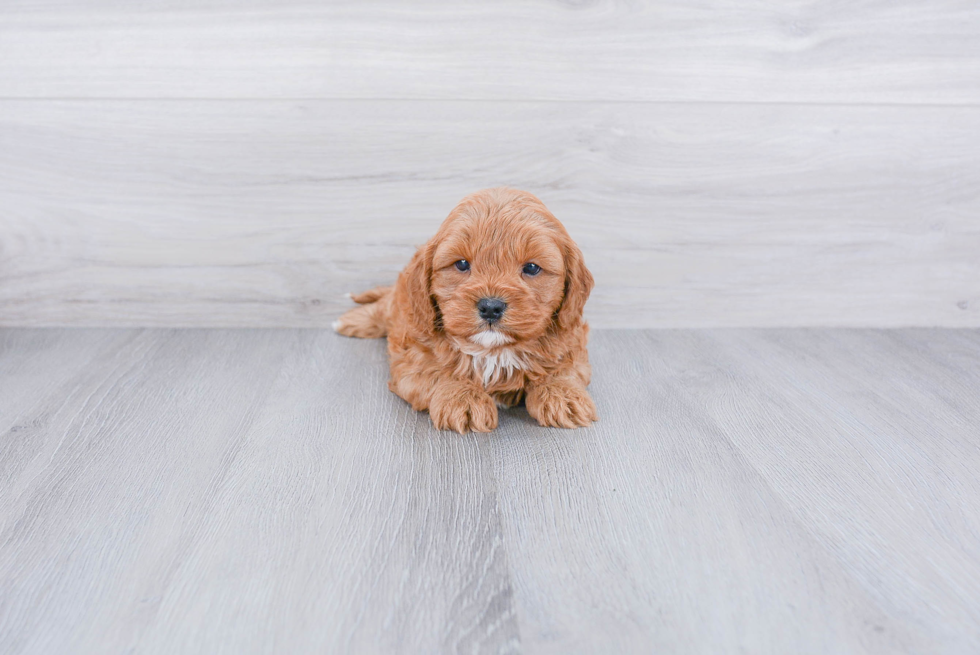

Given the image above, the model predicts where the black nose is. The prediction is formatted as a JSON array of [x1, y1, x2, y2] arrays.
[[477, 297, 507, 322]]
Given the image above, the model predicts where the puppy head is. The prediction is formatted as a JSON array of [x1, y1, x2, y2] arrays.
[[402, 188, 593, 345]]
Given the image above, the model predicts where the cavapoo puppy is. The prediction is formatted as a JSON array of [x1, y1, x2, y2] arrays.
[[334, 187, 597, 433]]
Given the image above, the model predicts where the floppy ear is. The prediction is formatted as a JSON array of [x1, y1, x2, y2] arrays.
[[400, 241, 440, 334], [555, 239, 594, 330]]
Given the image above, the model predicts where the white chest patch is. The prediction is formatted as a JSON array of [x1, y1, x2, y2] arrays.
[[455, 334, 528, 387], [468, 330, 514, 348], [471, 348, 527, 386]]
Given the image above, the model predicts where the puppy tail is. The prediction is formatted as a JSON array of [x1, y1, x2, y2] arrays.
[[333, 286, 392, 338], [349, 285, 392, 304]]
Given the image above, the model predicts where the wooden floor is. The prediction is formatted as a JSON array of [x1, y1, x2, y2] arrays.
[[1, 328, 978, 654]]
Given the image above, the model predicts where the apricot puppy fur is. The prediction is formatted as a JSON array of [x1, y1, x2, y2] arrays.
[[334, 188, 597, 433]]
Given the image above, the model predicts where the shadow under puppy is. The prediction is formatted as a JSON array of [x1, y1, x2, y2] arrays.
[[335, 187, 597, 433]]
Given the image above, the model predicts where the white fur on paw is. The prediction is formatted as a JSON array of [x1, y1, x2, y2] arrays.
[[331, 320, 342, 332], [343, 292, 353, 300]]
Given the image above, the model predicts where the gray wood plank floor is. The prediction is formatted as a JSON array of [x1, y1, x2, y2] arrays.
[[1, 328, 978, 654]]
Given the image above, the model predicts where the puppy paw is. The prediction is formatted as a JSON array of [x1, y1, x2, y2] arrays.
[[430, 385, 499, 433], [526, 381, 597, 429]]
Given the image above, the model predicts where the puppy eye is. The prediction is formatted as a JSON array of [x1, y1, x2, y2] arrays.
[[454, 259, 470, 272], [522, 262, 541, 276]]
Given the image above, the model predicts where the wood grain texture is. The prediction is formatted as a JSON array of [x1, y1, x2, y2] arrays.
[[2, 100, 978, 328], [488, 329, 980, 654], [2, 0, 979, 103], [0, 329, 520, 654], [660, 329, 980, 650], [2, 328, 980, 653]]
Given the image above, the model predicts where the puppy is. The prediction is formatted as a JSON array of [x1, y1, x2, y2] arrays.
[[334, 188, 597, 433]]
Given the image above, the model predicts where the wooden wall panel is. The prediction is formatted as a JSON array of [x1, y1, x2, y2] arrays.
[[1, 1, 979, 103], [2, 100, 977, 328]]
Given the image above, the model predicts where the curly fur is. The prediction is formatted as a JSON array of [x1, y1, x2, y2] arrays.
[[335, 187, 597, 433]]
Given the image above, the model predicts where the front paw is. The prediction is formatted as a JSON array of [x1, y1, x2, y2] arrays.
[[430, 384, 499, 433], [526, 381, 598, 429]]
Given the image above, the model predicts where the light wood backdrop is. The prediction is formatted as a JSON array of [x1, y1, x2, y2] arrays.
[[1, 0, 978, 328]]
